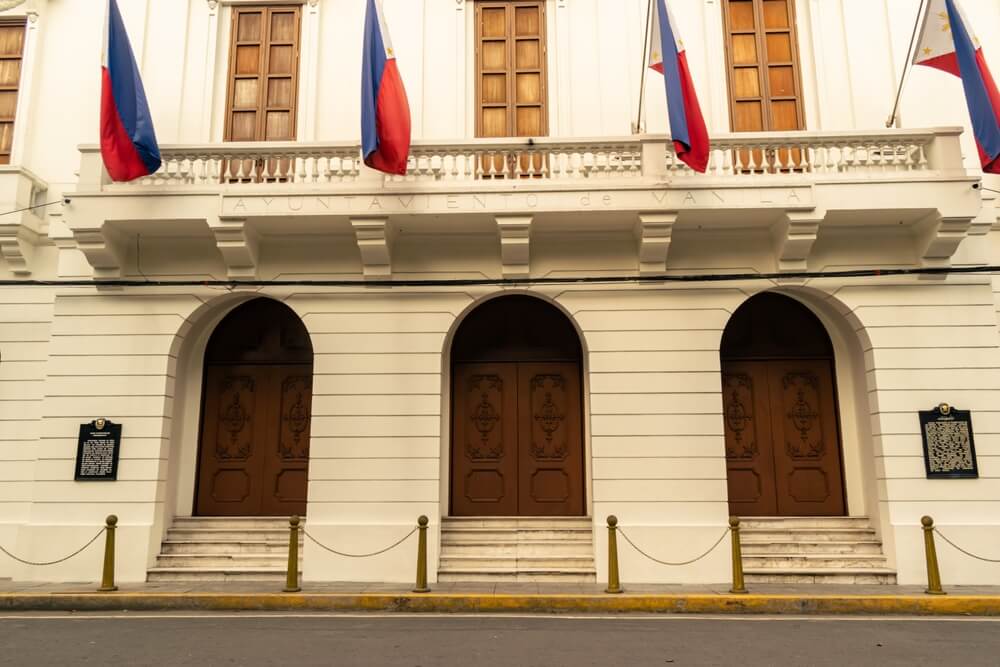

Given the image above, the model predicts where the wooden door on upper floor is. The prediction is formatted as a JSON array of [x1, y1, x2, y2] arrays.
[[475, 1, 547, 177], [223, 5, 301, 182], [721, 0, 805, 171], [0, 21, 25, 165]]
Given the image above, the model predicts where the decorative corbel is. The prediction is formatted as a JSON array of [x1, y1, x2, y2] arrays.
[[496, 214, 532, 279], [916, 211, 975, 268], [636, 212, 677, 276], [351, 216, 392, 280], [210, 217, 259, 279], [772, 210, 824, 273], [0, 223, 37, 276], [72, 223, 128, 280]]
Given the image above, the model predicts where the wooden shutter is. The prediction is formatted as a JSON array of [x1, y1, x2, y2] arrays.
[[224, 6, 301, 180], [475, 1, 547, 176], [0, 21, 26, 165], [722, 0, 805, 133]]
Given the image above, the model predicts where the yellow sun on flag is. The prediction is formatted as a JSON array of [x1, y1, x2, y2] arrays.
[[937, 11, 950, 32]]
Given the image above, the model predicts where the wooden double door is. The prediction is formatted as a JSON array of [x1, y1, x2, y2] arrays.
[[196, 364, 312, 516], [722, 359, 845, 516], [452, 362, 584, 516]]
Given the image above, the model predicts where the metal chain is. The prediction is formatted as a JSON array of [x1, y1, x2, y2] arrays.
[[616, 526, 729, 567], [0, 527, 105, 566], [934, 528, 1000, 564], [303, 527, 417, 559]]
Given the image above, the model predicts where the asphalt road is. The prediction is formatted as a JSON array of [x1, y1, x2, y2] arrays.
[[1, 613, 998, 666]]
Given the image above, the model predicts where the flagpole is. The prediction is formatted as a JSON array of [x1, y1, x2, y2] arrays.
[[635, 0, 654, 134], [886, 0, 927, 128]]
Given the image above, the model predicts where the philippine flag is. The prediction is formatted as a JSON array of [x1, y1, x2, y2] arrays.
[[100, 0, 161, 182], [913, 0, 1000, 174], [648, 0, 709, 173], [361, 0, 411, 175]]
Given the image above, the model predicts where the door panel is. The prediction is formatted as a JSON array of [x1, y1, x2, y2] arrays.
[[452, 364, 519, 516], [517, 363, 584, 516], [722, 361, 778, 516], [197, 366, 271, 516], [260, 366, 312, 516], [722, 359, 846, 516], [767, 360, 845, 516], [197, 364, 312, 516]]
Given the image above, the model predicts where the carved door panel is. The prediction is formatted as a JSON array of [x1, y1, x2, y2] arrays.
[[196, 366, 272, 516], [517, 363, 584, 516], [452, 364, 519, 516], [721, 361, 779, 516], [767, 360, 845, 516], [260, 366, 311, 516]]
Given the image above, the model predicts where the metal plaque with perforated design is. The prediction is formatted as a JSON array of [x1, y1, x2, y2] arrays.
[[919, 404, 978, 479]]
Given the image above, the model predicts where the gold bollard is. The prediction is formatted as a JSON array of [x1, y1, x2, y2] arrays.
[[283, 515, 301, 593], [98, 515, 118, 592], [921, 516, 945, 595], [605, 515, 622, 594], [729, 517, 748, 595], [413, 515, 430, 593]]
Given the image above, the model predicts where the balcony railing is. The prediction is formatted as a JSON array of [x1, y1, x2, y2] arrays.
[[77, 128, 965, 190]]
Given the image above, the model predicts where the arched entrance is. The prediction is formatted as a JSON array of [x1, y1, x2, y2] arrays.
[[450, 295, 585, 516], [195, 298, 313, 516], [720, 293, 846, 516]]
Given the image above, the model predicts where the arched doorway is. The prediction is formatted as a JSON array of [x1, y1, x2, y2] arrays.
[[720, 293, 846, 516], [450, 295, 585, 516], [195, 298, 313, 516]]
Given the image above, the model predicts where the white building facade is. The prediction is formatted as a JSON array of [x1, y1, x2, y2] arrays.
[[1, 0, 999, 587]]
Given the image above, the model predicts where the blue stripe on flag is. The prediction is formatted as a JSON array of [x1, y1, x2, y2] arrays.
[[656, 0, 690, 148]]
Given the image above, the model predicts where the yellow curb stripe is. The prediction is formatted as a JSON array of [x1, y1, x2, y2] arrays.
[[1, 593, 1000, 616]]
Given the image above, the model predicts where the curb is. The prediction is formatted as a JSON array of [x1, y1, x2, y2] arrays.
[[2, 593, 1000, 615]]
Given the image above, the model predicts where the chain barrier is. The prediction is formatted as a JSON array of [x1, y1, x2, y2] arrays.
[[934, 528, 1000, 564], [303, 527, 418, 559], [0, 527, 106, 566], [616, 526, 729, 567]]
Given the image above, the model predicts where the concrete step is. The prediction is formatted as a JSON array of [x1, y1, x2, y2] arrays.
[[439, 540, 593, 557], [155, 554, 299, 568], [440, 528, 593, 542], [442, 517, 593, 529], [740, 528, 877, 542], [738, 517, 874, 529], [160, 540, 300, 555], [146, 567, 293, 583], [439, 556, 596, 569], [741, 540, 884, 555], [744, 569, 898, 585], [170, 517, 296, 530], [164, 528, 292, 542], [742, 554, 889, 569], [437, 568, 597, 583]]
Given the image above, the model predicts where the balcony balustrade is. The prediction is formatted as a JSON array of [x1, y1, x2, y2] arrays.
[[76, 128, 964, 191]]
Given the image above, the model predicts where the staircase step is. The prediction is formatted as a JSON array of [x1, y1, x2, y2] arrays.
[[147, 567, 292, 583], [170, 517, 296, 530], [164, 528, 292, 541], [160, 540, 300, 555], [742, 554, 888, 569], [439, 555, 595, 569], [437, 567, 596, 583], [738, 517, 874, 529], [442, 517, 592, 529], [744, 568, 897, 585], [439, 540, 593, 557], [155, 554, 299, 568], [740, 528, 877, 542], [440, 528, 592, 542], [741, 540, 883, 555]]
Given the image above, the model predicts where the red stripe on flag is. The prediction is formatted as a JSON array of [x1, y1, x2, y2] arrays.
[[100, 68, 151, 182], [365, 60, 411, 176], [675, 52, 709, 173]]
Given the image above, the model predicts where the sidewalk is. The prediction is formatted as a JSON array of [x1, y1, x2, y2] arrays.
[[3, 581, 1000, 615]]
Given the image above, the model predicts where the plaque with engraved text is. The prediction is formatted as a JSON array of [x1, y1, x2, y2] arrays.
[[74, 419, 122, 481], [919, 404, 978, 479]]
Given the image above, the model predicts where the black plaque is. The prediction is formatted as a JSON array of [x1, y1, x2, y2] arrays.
[[74, 419, 122, 481], [919, 404, 978, 479]]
